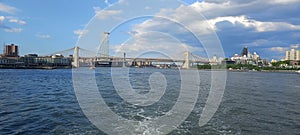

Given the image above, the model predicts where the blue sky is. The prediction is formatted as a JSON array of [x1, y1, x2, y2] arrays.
[[1, 0, 300, 60]]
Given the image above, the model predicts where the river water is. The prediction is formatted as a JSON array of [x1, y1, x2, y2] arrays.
[[0, 68, 299, 134]]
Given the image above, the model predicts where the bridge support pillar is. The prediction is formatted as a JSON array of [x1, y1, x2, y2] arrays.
[[72, 46, 79, 68], [182, 51, 191, 69], [123, 52, 126, 68]]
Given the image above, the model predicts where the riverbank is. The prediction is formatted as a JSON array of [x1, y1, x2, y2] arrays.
[[0, 65, 72, 69]]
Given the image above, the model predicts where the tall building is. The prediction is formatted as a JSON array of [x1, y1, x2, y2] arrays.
[[4, 44, 19, 57], [241, 46, 248, 57], [253, 52, 260, 60], [231, 47, 264, 65], [285, 48, 300, 61]]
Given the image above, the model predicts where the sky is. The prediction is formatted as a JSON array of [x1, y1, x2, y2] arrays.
[[1, 0, 300, 60]]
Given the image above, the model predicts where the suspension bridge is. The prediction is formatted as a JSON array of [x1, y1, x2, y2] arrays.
[[47, 46, 213, 69], [46, 32, 213, 69]]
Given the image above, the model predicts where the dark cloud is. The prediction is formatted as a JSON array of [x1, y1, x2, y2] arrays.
[[193, 0, 300, 59], [117, 0, 300, 59]]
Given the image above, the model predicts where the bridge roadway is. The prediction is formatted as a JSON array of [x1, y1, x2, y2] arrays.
[[78, 56, 210, 63]]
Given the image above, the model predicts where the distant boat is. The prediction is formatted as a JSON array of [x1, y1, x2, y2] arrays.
[[95, 60, 112, 67], [296, 70, 300, 73]]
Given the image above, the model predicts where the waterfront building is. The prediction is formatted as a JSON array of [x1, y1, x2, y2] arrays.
[[209, 55, 223, 65], [230, 46, 265, 66], [241, 46, 249, 57], [0, 44, 73, 68], [289, 61, 300, 68], [20, 54, 72, 67], [253, 52, 260, 61], [271, 59, 277, 63], [4, 44, 19, 57], [1, 53, 72, 69], [285, 48, 300, 61]]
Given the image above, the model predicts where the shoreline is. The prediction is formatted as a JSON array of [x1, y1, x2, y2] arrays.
[[198, 69, 300, 73], [0, 66, 299, 74]]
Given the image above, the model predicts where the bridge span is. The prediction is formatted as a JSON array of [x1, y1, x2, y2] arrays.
[[47, 46, 212, 69]]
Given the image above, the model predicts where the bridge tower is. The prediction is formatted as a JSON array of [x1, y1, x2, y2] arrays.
[[123, 52, 126, 68], [72, 46, 80, 68], [182, 51, 191, 69], [98, 32, 110, 59]]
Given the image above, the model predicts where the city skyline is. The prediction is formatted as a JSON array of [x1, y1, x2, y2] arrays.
[[1, 0, 300, 60]]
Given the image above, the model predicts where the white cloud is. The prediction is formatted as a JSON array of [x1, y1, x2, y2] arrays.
[[0, 3, 17, 14], [112, 28, 204, 59], [36, 34, 51, 39], [269, 47, 288, 53], [145, 6, 151, 10], [189, 0, 300, 20], [0, 16, 5, 22], [189, 1, 256, 19], [101, 0, 300, 59], [74, 29, 89, 38], [94, 7, 122, 20], [133, 5, 216, 37], [110, 3, 222, 58], [8, 18, 26, 25], [290, 44, 299, 49], [4, 28, 22, 33], [208, 15, 300, 32], [104, 0, 110, 5], [272, 0, 300, 4], [270, 44, 300, 53], [191, 1, 232, 13]]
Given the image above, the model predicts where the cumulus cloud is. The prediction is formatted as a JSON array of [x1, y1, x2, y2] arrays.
[[4, 28, 22, 33], [106, 0, 300, 59], [0, 16, 26, 33], [272, 0, 300, 4], [190, 0, 300, 30], [74, 29, 89, 38], [269, 47, 288, 53], [290, 44, 299, 49], [190, 0, 300, 21], [184, 0, 300, 59], [190, 1, 259, 19], [270, 44, 300, 53], [0, 3, 17, 14], [0, 16, 5, 22], [8, 18, 26, 25], [112, 16, 205, 59], [208, 15, 300, 32]]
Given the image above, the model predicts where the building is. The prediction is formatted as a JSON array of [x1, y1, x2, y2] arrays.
[[253, 52, 260, 61], [20, 54, 72, 67], [4, 44, 19, 57], [230, 46, 264, 65], [0, 44, 73, 69], [285, 48, 300, 61], [271, 59, 277, 63], [241, 46, 249, 57]]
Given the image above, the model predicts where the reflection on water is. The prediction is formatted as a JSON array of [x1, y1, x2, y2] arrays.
[[0, 68, 299, 134]]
